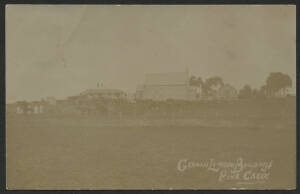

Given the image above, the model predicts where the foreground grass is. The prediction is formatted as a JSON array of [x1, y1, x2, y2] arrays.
[[6, 112, 296, 189], [5, 99, 296, 189]]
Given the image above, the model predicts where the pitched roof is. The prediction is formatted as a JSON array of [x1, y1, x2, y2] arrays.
[[144, 72, 188, 86]]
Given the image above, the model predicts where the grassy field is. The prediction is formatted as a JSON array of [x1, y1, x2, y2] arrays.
[[6, 99, 296, 189]]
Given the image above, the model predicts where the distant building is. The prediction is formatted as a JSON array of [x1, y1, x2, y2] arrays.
[[46, 97, 56, 105], [136, 70, 197, 101], [135, 84, 145, 100], [217, 84, 238, 100], [15, 101, 28, 114], [16, 105, 24, 114], [126, 92, 136, 102], [15, 101, 45, 114], [32, 101, 44, 114], [79, 88, 127, 100]]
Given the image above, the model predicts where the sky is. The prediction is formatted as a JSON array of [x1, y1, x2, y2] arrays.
[[6, 5, 296, 103]]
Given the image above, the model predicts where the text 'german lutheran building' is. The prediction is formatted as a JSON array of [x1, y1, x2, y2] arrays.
[[136, 70, 198, 101]]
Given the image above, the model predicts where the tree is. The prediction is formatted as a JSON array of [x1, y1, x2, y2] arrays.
[[189, 76, 203, 87], [258, 85, 268, 97], [189, 76, 197, 86], [203, 76, 224, 96], [189, 76, 224, 98], [189, 76, 203, 98], [281, 74, 293, 96], [266, 72, 292, 97], [239, 84, 252, 99]]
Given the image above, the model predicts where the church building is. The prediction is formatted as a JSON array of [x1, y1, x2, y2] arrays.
[[136, 70, 197, 101]]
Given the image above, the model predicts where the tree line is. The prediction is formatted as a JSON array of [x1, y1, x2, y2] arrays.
[[189, 72, 293, 99]]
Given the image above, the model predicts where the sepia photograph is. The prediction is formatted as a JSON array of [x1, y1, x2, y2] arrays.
[[5, 5, 296, 189]]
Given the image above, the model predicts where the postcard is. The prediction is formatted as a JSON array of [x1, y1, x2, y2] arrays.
[[5, 5, 296, 189]]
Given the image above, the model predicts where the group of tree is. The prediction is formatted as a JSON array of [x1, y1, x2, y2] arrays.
[[189, 76, 224, 97], [239, 72, 292, 99], [190, 72, 293, 99]]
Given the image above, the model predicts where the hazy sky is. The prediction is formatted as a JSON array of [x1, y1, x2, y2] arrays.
[[6, 5, 296, 102]]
